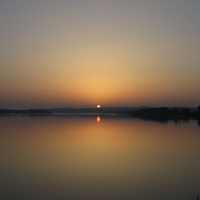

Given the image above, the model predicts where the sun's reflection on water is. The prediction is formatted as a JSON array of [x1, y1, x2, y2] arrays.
[[96, 116, 101, 123]]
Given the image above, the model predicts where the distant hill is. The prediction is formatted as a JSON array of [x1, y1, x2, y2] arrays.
[[0, 109, 53, 114], [48, 106, 197, 114], [48, 107, 138, 114], [0, 106, 198, 115]]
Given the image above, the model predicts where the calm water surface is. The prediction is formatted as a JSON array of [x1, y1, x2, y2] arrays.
[[0, 115, 200, 200]]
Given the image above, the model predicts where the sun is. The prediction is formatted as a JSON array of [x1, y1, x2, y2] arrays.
[[97, 105, 101, 108]]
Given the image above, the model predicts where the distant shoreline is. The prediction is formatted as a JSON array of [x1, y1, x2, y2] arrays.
[[0, 106, 199, 119], [132, 107, 200, 119], [0, 109, 53, 114]]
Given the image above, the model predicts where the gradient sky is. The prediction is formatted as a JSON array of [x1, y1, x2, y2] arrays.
[[0, 0, 200, 108]]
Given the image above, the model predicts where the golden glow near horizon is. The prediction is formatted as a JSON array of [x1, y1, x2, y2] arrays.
[[0, 1, 200, 108], [97, 105, 101, 108]]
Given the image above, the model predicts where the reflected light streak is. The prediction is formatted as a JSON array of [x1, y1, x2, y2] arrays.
[[96, 116, 101, 123]]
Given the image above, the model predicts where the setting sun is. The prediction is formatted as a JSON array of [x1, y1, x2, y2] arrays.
[[97, 105, 101, 108]]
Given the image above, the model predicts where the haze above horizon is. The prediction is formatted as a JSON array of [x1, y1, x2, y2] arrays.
[[0, 0, 200, 109]]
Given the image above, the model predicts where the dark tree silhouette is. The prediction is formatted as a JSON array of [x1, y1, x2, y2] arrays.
[[0, 109, 53, 114]]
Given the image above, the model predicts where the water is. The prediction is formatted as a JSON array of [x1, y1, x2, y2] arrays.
[[0, 115, 200, 200]]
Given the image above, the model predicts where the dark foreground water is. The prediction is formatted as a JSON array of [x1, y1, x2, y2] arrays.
[[0, 115, 200, 200]]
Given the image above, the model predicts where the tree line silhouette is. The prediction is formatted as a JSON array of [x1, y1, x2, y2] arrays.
[[132, 106, 200, 119], [0, 109, 53, 114], [0, 106, 199, 119]]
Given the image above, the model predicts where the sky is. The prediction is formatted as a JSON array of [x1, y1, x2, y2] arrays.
[[0, 0, 200, 109]]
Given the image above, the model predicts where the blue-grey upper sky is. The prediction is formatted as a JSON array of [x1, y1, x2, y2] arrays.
[[0, 0, 200, 108]]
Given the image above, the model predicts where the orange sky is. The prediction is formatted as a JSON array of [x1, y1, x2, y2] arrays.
[[0, 1, 200, 108]]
